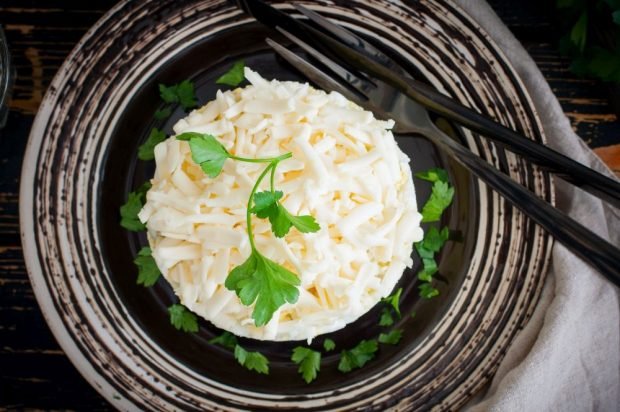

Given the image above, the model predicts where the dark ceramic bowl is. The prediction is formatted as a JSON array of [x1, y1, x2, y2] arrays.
[[20, 1, 553, 410]]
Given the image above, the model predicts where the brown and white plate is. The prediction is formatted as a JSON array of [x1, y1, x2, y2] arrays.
[[20, 0, 553, 410]]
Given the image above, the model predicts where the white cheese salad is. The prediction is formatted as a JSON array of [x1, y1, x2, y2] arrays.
[[138, 68, 423, 341]]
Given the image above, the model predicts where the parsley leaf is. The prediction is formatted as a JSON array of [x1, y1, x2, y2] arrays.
[[251, 193, 320, 238], [225, 251, 300, 326], [176, 80, 198, 110], [415, 168, 449, 183], [378, 329, 403, 345], [138, 128, 166, 161], [421, 181, 454, 222], [234, 344, 269, 374], [250, 190, 283, 218], [159, 83, 178, 104], [379, 307, 394, 326], [323, 338, 336, 352], [134, 247, 161, 287], [154, 107, 172, 120], [570, 11, 588, 52], [283, 210, 321, 234], [381, 288, 402, 317], [168, 304, 199, 333], [159, 80, 197, 110], [176, 133, 230, 178], [419, 283, 439, 299], [422, 226, 450, 252], [216, 60, 246, 87], [209, 331, 238, 349], [120, 182, 151, 231], [338, 339, 378, 373], [291, 347, 321, 383]]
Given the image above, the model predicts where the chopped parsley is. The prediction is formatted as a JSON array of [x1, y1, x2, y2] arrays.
[[119, 181, 151, 231], [381, 288, 402, 317], [158, 79, 197, 110], [415, 168, 449, 183], [216, 60, 246, 87], [291, 347, 321, 383], [137, 128, 166, 161], [323, 338, 336, 352], [378, 329, 403, 345], [414, 168, 454, 298], [168, 304, 199, 333], [379, 307, 394, 326], [420, 181, 454, 223], [419, 283, 440, 299], [208, 331, 238, 350], [134, 247, 161, 287], [154, 107, 172, 120], [338, 339, 378, 373], [234, 345, 269, 374]]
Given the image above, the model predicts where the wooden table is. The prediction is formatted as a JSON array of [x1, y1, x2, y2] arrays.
[[1, 1, 618, 409]]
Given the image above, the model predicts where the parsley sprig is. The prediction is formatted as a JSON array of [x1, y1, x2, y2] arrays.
[[291, 347, 321, 383], [134, 247, 161, 287], [168, 304, 199, 333], [209, 332, 270, 375], [176, 131, 320, 327], [414, 168, 454, 298], [120, 182, 151, 231], [216, 60, 246, 87]]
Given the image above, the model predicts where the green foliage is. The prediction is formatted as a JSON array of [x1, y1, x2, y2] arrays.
[[119, 182, 151, 231], [338, 340, 378, 373], [216, 60, 246, 87], [134, 247, 161, 287], [234, 345, 269, 374], [557, 0, 620, 83], [291, 347, 321, 383], [168, 304, 199, 333]]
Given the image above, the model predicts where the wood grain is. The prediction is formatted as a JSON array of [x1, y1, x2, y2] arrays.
[[0, 0, 618, 409]]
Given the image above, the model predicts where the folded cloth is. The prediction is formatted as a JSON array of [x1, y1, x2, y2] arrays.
[[452, 1, 620, 410]]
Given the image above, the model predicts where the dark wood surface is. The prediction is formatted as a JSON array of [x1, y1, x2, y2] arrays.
[[1, 1, 618, 410]]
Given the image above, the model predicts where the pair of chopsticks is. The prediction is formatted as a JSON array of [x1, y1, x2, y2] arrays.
[[239, 0, 620, 286]]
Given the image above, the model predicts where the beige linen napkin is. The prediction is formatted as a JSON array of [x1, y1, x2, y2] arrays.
[[450, 1, 620, 410]]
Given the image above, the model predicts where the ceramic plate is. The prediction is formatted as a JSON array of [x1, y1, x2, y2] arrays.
[[20, 0, 553, 410]]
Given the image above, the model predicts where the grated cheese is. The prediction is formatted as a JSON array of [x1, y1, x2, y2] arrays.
[[139, 68, 423, 341]]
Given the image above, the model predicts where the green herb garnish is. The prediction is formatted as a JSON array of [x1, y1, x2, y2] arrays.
[[134, 247, 161, 287], [323, 338, 336, 352], [420, 181, 454, 223], [234, 345, 269, 374], [120, 182, 151, 231], [208, 331, 238, 349], [251, 190, 320, 238], [381, 288, 402, 317], [378, 329, 403, 345], [138, 128, 166, 161], [291, 347, 321, 383], [216, 60, 246, 87], [419, 283, 439, 299], [415, 168, 449, 183], [154, 107, 172, 120], [177, 132, 231, 177], [177, 131, 320, 326], [168, 304, 199, 333], [338, 339, 378, 373], [379, 307, 394, 326], [159, 79, 197, 110]]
